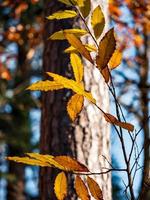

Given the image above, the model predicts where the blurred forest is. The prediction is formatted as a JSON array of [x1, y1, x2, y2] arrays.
[[0, 0, 149, 200]]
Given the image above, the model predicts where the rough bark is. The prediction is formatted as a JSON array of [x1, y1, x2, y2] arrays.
[[74, 1, 111, 200], [40, 1, 111, 200]]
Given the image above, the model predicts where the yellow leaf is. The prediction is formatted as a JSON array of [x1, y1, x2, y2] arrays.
[[6, 156, 50, 167], [64, 44, 97, 53], [85, 44, 97, 52], [87, 177, 103, 200], [91, 6, 105, 39], [47, 10, 77, 20], [26, 153, 65, 170], [27, 80, 64, 91], [108, 49, 122, 69], [104, 113, 134, 132], [101, 66, 110, 83], [75, 176, 90, 200], [64, 33, 94, 64], [47, 72, 96, 103], [54, 156, 89, 172], [96, 28, 116, 70], [79, 0, 91, 18], [67, 94, 84, 121], [54, 172, 67, 200], [70, 53, 83, 82], [49, 29, 87, 40]]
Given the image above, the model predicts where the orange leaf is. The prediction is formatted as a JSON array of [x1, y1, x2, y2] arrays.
[[87, 176, 103, 200], [67, 94, 84, 121], [54, 156, 89, 172], [54, 172, 67, 200], [104, 113, 134, 132], [96, 28, 116, 70], [109, 49, 122, 69], [64, 33, 94, 64], [75, 176, 90, 200], [101, 66, 110, 83]]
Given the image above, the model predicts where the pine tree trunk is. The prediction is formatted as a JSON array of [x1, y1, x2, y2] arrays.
[[40, 1, 111, 200]]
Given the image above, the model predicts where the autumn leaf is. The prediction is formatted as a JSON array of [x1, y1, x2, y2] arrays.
[[67, 94, 84, 121], [75, 176, 90, 200], [26, 153, 65, 170], [64, 44, 97, 53], [87, 176, 103, 200], [47, 72, 96, 103], [64, 33, 94, 64], [104, 113, 134, 132], [6, 156, 50, 167], [49, 29, 87, 40], [101, 66, 110, 83], [78, 0, 91, 18], [96, 28, 116, 70], [70, 53, 83, 82], [54, 156, 89, 172], [47, 10, 77, 20], [54, 172, 67, 200], [91, 6, 105, 39], [109, 49, 122, 69], [27, 80, 64, 91]]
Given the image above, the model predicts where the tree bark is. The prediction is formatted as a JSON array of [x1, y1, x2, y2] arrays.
[[40, 1, 111, 200]]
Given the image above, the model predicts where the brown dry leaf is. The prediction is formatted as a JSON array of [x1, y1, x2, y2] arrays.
[[54, 156, 89, 172], [96, 28, 116, 70], [101, 66, 110, 83], [109, 49, 122, 69], [75, 176, 90, 200], [54, 172, 67, 200], [104, 113, 134, 132], [87, 176, 103, 200], [67, 94, 84, 121], [64, 33, 94, 64]]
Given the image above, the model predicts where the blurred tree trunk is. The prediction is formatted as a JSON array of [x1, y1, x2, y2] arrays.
[[139, 18, 150, 200], [40, 1, 111, 200], [6, 45, 30, 200]]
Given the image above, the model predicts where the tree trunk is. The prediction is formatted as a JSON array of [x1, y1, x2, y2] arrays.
[[139, 24, 150, 200], [40, 1, 111, 200]]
